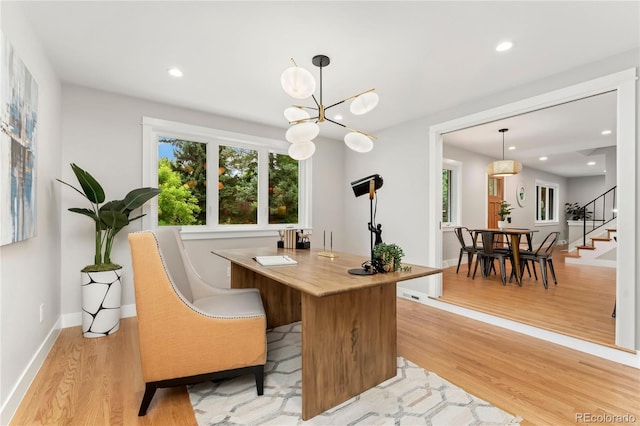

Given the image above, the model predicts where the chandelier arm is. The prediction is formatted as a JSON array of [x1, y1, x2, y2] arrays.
[[311, 94, 321, 109], [289, 116, 320, 125], [325, 118, 378, 140], [291, 105, 319, 111], [325, 88, 376, 110]]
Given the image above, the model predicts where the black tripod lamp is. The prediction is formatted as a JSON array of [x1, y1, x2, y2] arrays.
[[348, 174, 383, 275]]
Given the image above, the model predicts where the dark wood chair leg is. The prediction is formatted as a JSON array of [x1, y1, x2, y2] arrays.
[[254, 365, 264, 395], [138, 382, 158, 416]]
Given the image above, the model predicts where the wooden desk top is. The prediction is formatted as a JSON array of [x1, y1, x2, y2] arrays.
[[213, 247, 441, 298]]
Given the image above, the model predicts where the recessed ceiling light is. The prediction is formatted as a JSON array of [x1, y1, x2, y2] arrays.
[[587, 161, 596, 166], [167, 68, 183, 78], [508, 146, 516, 150], [601, 129, 612, 135], [334, 114, 343, 121], [495, 41, 513, 52], [539, 156, 548, 161]]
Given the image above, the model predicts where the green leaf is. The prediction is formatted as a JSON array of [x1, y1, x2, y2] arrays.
[[122, 188, 161, 211], [100, 210, 129, 230], [70, 163, 105, 204], [68, 207, 100, 223]]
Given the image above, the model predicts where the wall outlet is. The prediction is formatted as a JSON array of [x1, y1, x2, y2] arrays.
[[39, 303, 44, 323]]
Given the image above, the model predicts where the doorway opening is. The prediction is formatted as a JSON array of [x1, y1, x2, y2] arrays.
[[424, 68, 636, 354]]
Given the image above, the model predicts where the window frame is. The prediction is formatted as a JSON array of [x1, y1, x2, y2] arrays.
[[534, 180, 559, 224], [142, 117, 312, 239], [441, 158, 462, 228]]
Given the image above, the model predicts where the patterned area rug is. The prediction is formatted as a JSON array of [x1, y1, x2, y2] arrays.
[[189, 323, 521, 425]]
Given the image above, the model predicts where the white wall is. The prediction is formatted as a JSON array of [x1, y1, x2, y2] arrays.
[[0, 3, 62, 422], [567, 175, 606, 207], [343, 48, 640, 349], [61, 84, 345, 316]]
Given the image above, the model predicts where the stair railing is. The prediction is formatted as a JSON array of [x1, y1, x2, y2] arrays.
[[581, 186, 616, 246]]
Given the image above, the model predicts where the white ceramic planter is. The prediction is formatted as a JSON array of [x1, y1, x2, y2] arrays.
[[497, 220, 508, 229], [81, 268, 122, 338]]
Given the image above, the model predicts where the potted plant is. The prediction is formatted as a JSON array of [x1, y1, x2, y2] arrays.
[[373, 242, 405, 273], [496, 200, 513, 229], [564, 202, 592, 221], [58, 163, 160, 338]]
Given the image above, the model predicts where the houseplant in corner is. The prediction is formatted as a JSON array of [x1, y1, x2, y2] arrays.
[[58, 163, 160, 338], [496, 200, 513, 229]]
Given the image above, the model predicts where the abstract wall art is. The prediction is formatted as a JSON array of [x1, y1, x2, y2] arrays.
[[1, 32, 39, 245]]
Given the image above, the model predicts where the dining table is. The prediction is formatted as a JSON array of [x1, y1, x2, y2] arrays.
[[472, 228, 537, 285]]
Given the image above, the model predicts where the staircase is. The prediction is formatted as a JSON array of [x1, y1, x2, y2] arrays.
[[563, 227, 617, 268]]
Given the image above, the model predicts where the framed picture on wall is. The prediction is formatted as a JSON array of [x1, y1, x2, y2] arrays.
[[0, 31, 39, 245], [516, 184, 526, 207]]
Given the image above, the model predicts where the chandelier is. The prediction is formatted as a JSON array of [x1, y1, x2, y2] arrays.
[[280, 54, 379, 160], [487, 128, 522, 177]]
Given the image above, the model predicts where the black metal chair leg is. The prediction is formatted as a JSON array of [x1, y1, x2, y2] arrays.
[[499, 257, 507, 285], [466, 252, 473, 277], [548, 259, 558, 285], [138, 383, 158, 416], [456, 249, 463, 274], [539, 258, 548, 289], [254, 365, 264, 395]]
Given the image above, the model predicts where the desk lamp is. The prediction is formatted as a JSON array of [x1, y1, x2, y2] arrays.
[[348, 174, 383, 275]]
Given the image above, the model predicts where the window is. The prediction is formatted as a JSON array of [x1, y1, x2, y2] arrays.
[[442, 159, 462, 227], [535, 181, 559, 223], [142, 117, 311, 238]]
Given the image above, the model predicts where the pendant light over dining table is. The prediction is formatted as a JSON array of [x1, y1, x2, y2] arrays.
[[280, 55, 379, 160], [487, 128, 522, 177]]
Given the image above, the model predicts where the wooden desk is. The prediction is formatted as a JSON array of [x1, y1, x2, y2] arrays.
[[213, 247, 441, 420], [472, 228, 534, 285]]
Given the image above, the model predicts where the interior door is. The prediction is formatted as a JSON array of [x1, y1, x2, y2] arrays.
[[487, 176, 504, 229]]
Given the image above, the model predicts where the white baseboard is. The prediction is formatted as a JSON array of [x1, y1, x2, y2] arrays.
[[61, 303, 137, 328], [397, 293, 639, 369], [1, 318, 61, 425]]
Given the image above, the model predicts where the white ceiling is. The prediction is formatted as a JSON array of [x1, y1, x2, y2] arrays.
[[16, 1, 639, 177], [443, 91, 617, 177]]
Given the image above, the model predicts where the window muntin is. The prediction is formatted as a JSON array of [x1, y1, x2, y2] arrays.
[[142, 117, 311, 238]]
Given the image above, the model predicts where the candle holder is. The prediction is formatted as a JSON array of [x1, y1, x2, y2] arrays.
[[317, 230, 338, 258]]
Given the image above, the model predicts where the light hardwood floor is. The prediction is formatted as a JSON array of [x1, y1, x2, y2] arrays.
[[441, 247, 617, 347], [11, 299, 639, 425]]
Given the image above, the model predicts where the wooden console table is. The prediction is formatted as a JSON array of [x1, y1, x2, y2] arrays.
[[213, 247, 441, 420]]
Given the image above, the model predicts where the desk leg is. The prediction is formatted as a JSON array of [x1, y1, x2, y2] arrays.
[[510, 234, 523, 286], [300, 283, 397, 420]]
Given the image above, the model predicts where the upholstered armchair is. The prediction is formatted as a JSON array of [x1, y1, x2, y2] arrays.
[[128, 228, 266, 416]]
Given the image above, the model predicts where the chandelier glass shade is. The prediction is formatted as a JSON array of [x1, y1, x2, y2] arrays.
[[281, 55, 378, 160], [487, 128, 522, 177]]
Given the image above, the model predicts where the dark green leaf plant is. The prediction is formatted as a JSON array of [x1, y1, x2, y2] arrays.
[[57, 163, 161, 272]]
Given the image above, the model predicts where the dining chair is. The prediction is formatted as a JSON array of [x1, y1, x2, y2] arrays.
[[473, 231, 514, 286], [518, 231, 560, 289], [453, 227, 476, 277]]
